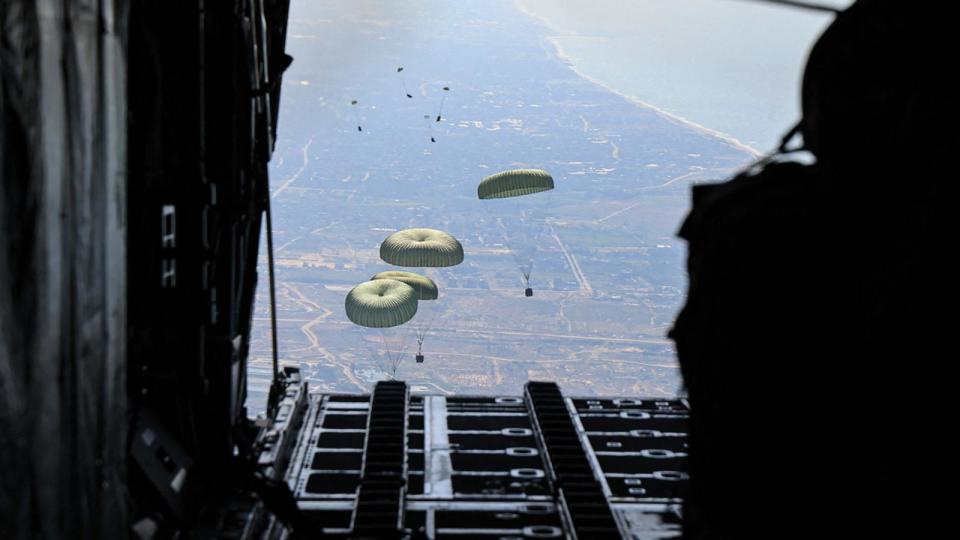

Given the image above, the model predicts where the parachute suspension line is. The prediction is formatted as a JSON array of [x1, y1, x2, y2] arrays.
[[413, 287, 426, 357], [378, 329, 395, 378], [415, 318, 428, 348], [436, 86, 450, 122], [417, 287, 428, 339], [525, 208, 545, 286], [528, 188, 555, 286], [350, 100, 362, 132], [378, 327, 410, 379], [415, 306, 433, 362], [397, 67, 413, 98], [395, 328, 412, 375], [423, 297, 441, 336], [425, 114, 437, 143], [265, 192, 281, 402], [415, 291, 442, 355], [513, 188, 554, 292], [523, 249, 536, 283], [491, 208, 534, 290]]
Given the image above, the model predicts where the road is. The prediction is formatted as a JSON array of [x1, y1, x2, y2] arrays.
[[550, 224, 593, 296], [271, 138, 313, 199]]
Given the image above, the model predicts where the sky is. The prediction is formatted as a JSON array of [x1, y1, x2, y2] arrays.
[[516, 0, 853, 150], [285, 0, 853, 149]]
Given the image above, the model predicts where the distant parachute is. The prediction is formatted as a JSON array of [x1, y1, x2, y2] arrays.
[[397, 66, 412, 98], [478, 169, 555, 296], [371, 271, 438, 300], [478, 169, 554, 200], [436, 86, 449, 122], [344, 279, 418, 328], [350, 100, 362, 132], [380, 228, 464, 268]]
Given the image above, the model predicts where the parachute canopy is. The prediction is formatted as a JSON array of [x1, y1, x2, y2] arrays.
[[478, 169, 554, 200], [371, 271, 439, 300], [380, 228, 464, 267], [345, 279, 419, 328]]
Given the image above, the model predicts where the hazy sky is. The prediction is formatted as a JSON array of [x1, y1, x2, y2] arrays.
[[287, 0, 853, 149], [516, 0, 854, 149]]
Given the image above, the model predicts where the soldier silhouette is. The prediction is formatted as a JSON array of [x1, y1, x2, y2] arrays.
[[670, 1, 954, 538]]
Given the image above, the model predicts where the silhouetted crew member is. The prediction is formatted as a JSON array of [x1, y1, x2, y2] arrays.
[[670, 2, 953, 538]]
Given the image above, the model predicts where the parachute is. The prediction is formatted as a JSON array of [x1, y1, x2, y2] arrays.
[[344, 279, 418, 328], [350, 100, 362, 132], [379, 228, 464, 268], [371, 271, 438, 300], [397, 66, 413, 98], [477, 169, 554, 200], [478, 169, 555, 296], [377, 230, 460, 362], [345, 279, 420, 378], [436, 86, 449, 122], [371, 271, 440, 363]]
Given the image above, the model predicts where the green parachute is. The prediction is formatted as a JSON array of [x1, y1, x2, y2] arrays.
[[478, 169, 555, 296], [371, 271, 438, 301], [377, 229, 461, 362], [379, 228, 464, 268], [345, 279, 419, 378], [344, 279, 418, 328], [477, 169, 554, 200]]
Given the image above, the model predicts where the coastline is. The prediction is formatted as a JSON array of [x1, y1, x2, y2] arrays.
[[515, 0, 763, 158]]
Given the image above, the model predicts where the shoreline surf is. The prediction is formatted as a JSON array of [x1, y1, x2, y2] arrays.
[[515, 0, 764, 158]]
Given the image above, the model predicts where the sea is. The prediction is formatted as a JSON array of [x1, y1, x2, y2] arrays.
[[514, 0, 850, 152]]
